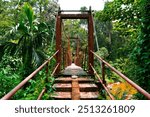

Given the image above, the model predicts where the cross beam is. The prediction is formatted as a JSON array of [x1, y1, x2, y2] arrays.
[[55, 10, 94, 75], [60, 14, 89, 19]]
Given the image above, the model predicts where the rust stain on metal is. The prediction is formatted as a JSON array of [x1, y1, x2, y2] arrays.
[[55, 15, 62, 74], [60, 14, 89, 19], [88, 13, 94, 75]]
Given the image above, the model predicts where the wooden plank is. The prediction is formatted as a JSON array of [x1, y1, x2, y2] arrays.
[[72, 79, 80, 100]]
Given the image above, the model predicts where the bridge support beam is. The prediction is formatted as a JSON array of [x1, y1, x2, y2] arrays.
[[55, 9, 94, 75], [55, 15, 62, 74], [88, 14, 94, 75]]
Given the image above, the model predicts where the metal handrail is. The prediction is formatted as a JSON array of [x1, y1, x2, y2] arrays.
[[91, 50, 150, 100], [51, 63, 60, 76], [37, 87, 46, 100], [1, 51, 59, 100], [90, 64, 115, 100]]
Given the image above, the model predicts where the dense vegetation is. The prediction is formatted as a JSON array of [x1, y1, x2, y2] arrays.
[[0, 0, 149, 99], [0, 0, 58, 99], [94, 0, 150, 99]]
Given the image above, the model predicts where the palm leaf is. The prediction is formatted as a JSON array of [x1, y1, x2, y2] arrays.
[[4, 42, 17, 56], [32, 48, 47, 67], [22, 2, 34, 29]]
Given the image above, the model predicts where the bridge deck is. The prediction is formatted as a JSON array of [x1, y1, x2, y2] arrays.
[[52, 76, 99, 100]]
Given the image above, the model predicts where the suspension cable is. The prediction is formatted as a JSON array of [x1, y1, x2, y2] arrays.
[[92, 13, 101, 68], [92, 14, 99, 51]]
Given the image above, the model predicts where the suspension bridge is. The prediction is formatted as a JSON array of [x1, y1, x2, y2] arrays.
[[1, 8, 150, 100]]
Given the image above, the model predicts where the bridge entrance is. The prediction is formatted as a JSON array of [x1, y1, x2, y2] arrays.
[[55, 8, 94, 75]]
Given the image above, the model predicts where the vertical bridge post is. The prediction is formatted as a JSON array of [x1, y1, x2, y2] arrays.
[[88, 12, 94, 75], [55, 14, 62, 74]]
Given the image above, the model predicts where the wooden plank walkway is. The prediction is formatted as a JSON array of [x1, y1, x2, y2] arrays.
[[52, 77, 99, 100]]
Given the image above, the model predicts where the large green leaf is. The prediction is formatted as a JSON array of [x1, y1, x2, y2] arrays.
[[22, 2, 34, 29]]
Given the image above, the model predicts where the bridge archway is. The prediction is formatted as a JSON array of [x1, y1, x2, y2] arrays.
[[55, 9, 94, 75]]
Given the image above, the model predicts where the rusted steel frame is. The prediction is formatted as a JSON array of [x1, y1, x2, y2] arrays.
[[88, 14, 94, 75], [1, 51, 59, 100], [60, 14, 89, 19], [91, 51, 150, 99], [37, 87, 46, 100], [60, 10, 91, 12], [90, 64, 115, 100], [55, 15, 62, 74]]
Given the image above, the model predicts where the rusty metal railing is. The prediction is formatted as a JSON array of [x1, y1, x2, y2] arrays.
[[37, 87, 46, 100], [90, 64, 115, 100], [91, 50, 150, 100], [1, 51, 59, 100]]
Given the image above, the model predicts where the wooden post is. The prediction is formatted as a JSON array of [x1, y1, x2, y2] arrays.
[[55, 15, 62, 74], [88, 13, 94, 75]]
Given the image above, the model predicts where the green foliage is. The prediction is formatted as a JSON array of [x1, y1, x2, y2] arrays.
[[131, 0, 150, 98], [3, 2, 51, 76], [0, 0, 58, 76], [0, 0, 58, 100], [98, 90, 107, 100], [94, 0, 150, 100], [96, 0, 141, 27], [94, 0, 140, 60], [18, 69, 55, 100], [21, 2, 34, 28], [97, 58, 128, 84], [0, 67, 20, 98], [96, 47, 109, 59], [0, 54, 22, 98], [0, 53, 56, 99], [0, 0, 14, 36]]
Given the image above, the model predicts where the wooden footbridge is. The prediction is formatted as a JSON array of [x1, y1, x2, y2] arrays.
[[1, 9, 150, 100]]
